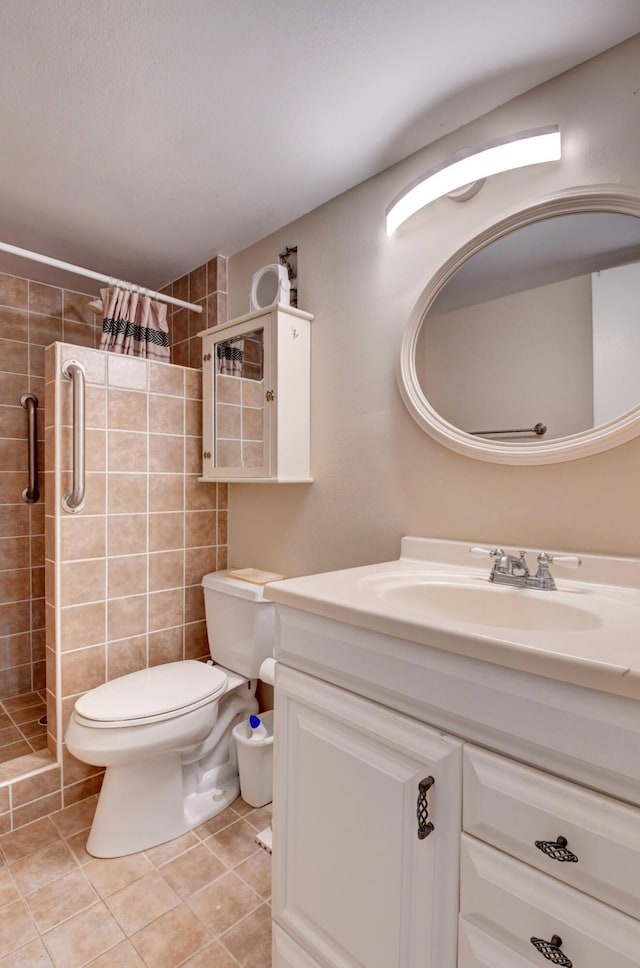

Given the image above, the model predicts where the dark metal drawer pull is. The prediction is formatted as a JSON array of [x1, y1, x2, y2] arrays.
[[530, 935, 573, 967], [417, 776, 434, 839], [535, 836, 579, 863]]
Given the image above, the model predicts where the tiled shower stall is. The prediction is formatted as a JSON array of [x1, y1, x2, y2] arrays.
[[0, 258, 228, 832]]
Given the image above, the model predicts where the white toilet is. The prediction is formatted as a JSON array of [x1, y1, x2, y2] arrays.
[[65, 571, 275, 858]]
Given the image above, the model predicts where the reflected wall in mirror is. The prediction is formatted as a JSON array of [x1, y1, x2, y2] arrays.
[[399, 188, 640, 464], [215, 327, 265, 468]]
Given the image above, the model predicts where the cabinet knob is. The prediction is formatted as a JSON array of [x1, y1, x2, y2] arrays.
[[530, 935, 572, 966], [535, 836, 579, 863], [265, 389, 275, 401], [417, 775, 434, 839]]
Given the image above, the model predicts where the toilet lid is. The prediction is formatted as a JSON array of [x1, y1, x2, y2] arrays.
[[74, 661, 228, 724]]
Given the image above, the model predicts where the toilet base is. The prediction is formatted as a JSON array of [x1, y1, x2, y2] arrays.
[[85, 689, 258, 858], [87, 757, 243, 858]]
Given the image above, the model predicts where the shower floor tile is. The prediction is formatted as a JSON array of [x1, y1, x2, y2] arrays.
[[0, 690, 48, 756], [0, 797, 272, 967]]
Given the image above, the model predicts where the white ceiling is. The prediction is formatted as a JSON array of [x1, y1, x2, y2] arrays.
[[1, 0, 640, 295]]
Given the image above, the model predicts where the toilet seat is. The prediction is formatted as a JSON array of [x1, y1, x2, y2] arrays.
[[74, 660, 228, 728]]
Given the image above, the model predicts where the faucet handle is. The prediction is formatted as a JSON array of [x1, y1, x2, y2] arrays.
[[470, 546, 503, 559], [538, 552, 582, 569]]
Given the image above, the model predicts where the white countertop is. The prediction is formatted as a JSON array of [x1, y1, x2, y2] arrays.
[[264, 538, 640, 701]]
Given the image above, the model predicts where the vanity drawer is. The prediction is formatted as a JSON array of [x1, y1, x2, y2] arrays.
[[460, 834, 640, 968], [459, 917, 547, 968], [463, 745, 640, 917]]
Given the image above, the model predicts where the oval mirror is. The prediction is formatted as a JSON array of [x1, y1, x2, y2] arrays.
[[398, 187, 640, 464]]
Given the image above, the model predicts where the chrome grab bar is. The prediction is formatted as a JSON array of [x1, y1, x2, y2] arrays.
[[61, 359, 86, 512], [470, 422, 547, 438], [20, 393, 40, 503]]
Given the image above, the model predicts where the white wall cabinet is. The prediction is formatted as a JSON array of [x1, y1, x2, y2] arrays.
[[271, 608, 640, 968], [273, 665, 463, 968], [199, 304, 313, 482]]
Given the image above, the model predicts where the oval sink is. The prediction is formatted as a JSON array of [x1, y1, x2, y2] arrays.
[[374, 580, 602, 632]]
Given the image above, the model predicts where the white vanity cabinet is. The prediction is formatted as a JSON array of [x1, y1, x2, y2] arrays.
[[268, 596, 640, 968], [199, 304, 313, 482], [273, 665, 463, 968]]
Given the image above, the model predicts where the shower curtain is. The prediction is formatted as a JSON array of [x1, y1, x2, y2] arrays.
[[99, 286, 170, 361]]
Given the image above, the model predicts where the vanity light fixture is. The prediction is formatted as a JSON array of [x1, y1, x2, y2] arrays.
[[386, 125, 561, 235]]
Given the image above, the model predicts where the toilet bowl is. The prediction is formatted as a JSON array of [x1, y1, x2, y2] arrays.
[[65, 571, 276, 857]]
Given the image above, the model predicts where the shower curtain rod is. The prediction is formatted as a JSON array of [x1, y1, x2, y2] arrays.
[[0, 240, 203, 314]]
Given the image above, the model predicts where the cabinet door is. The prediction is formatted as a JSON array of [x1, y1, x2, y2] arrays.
[[201, 314, 273, 480], [273, 665, 462, 968]]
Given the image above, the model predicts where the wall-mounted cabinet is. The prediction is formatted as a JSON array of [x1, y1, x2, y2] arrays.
[[199, 305, 313, 482]]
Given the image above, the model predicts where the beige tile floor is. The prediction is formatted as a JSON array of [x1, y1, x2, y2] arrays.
[[0, 794, 272, 967]]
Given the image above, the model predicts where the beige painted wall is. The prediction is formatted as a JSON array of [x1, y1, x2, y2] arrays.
[[420, 274, 594, 439], [227, 35, 640, 576]]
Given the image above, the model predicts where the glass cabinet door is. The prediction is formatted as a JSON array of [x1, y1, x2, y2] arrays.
[[208, 319, 271, 478]]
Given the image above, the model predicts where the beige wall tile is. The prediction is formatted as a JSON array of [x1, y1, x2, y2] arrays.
[[149, 551, 184, 591], [11, 766, 61, 808], [107, 354, 146, 390], [107, 431, 147, 473], [148, 588, 183, 633], [60, 559, 105, 607], [107, 636, 147, 680], [149, 475, 183, 512], [60, 516, 106, 561], [12, 790, 63, 828], [106, 388, 148, 432], [62, 771, 104, 806], [107, 514, 147, 556], [149, 395, 184, 435], [61, 645, 106, 696], [29, 282, 62, 318], [184, 547, 217, 586], [107, 555, 148, 599], [107, 596, 147, 642], [148, 627, 183, 666], [184, 474, 216, 511], [149, 363, 184, 397], [60, 603, 106, 651], [184, 621, 209, 661], [184, 586, 205, 624], [0, 273, 29, 310], [184, 399, 201, 437], [185, 511, 216, 549], [184, 369, 202, 400], [149, 434, 183, 473], [107, 474, 147, 515], [149, 513, 184, 552]]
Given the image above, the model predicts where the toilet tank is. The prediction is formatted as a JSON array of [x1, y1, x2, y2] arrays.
[[201, 571, 276, 678]]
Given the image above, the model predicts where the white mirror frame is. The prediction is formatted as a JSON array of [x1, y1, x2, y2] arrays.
[[398, 185, 640, 465]]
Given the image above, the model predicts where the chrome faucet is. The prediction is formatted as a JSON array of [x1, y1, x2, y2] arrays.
[[470, 547, 582, 590]]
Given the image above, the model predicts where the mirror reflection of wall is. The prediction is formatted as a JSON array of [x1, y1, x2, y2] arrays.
[[415, 212, 640, 442], [215, 327, 265, 467]]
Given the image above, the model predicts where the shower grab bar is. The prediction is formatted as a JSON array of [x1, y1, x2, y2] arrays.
[[20, 392, 40, 503], [61, 359, 86, 513]]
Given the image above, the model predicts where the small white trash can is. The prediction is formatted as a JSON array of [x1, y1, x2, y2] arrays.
[[232, 710, 274, 808]]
